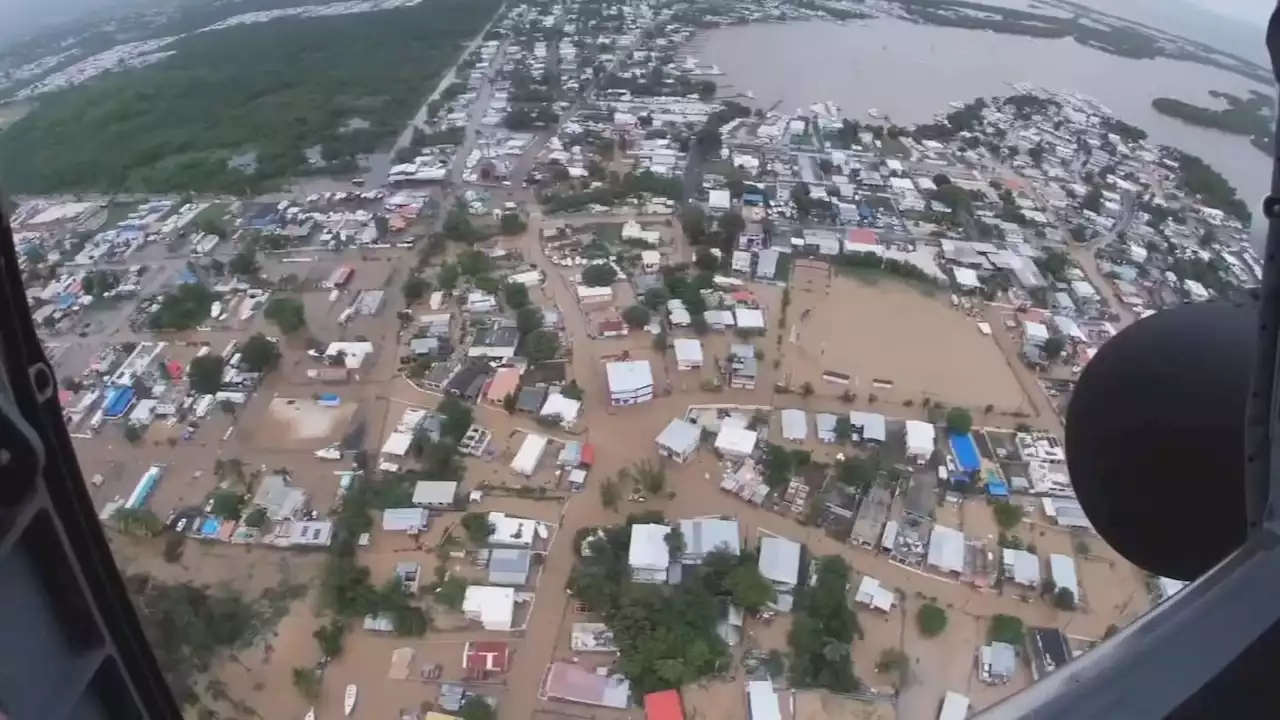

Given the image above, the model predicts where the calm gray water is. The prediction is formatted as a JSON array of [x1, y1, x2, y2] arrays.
[[693, 19, 1272, 225]]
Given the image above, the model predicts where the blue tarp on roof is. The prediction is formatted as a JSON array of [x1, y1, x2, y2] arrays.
[[742, 193, 766, 206], [177, 269, 199, 285], [986, 480, 1010, 498], [950, 433, 982, 473], [103, 387, 135, 419]]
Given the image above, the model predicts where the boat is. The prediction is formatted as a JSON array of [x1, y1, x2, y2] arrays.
[[949, 101, 966, 109], [304, 709, 315, 720], [867, 108, 885, 119], [344, 685, 357, 716], [745, 90, 755, 99]]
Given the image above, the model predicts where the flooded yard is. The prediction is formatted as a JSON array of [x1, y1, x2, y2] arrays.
[[783, 275, 1027, 412]]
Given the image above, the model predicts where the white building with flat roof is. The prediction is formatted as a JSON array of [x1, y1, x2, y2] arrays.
[[605, 360, 654, 406], [463, 585, 516, 631], [1049, 553, 1080, 601], [905, 420, 937, 463], [628, 523, 672, 584], [656, 418, 701, 463], [927, 525, 966, 575], [672, 338, 704, 370]]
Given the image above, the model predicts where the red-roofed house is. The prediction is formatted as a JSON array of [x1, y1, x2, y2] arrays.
[[463, 641, 510, 680], [644, 690, 685, 720], [844, 228, 882, 256], [167, 360, 185, 379], [484, 367, 522, 406]]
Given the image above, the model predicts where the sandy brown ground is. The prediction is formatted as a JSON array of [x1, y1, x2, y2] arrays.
[[89, 199, 1148, 719]]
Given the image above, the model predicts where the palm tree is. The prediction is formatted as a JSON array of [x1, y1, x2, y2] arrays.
[[654, 657, 685, 684], [821, 638, 851, 662]]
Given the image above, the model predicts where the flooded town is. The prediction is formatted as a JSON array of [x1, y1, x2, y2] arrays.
[[2, 0, 1267, 720]]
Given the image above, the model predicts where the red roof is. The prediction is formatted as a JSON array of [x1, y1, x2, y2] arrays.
[[464, 641, 510, 677], [580, 443, 595, 467], [168, 361, 185, 379], [644, 690, 684, 720], [847, 228, 879, 246]]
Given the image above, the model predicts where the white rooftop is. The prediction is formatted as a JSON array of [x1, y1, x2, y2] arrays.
[[488, 511, 538, 547], [1001, 547, 1041, 586], [672, 337, 704, 365], [855, 576, 895, 612], [714, 425, 758, 456], [411, 480, 458, 506], [906, 420, 937, 455], [656, 418, 701, 456], [1049, 553, 1079, 599], [927, 524, 966, 574], [678, 517, 741, 562], [779, 408, 808, 442], [605, 360, 653, 393], [628, 523, 672, 572], [758, 536, 802, 586], [462, 584, 516, 631]]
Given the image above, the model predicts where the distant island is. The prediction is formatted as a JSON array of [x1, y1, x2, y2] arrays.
[[1151, 90, 1275, 157], [893, 0, 1274, 88]]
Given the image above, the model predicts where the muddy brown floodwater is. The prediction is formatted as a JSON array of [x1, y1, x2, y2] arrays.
[[89, 205, 1151, 719]]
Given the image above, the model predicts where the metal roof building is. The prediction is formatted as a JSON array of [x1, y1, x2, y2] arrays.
[[678, 518, 741, 563], [927, 525, 967, 575], [758, 536, 802, 588], [779, 409, 808, 442], [487, 548, 532, 586], [1049, 553, 1080, 600]]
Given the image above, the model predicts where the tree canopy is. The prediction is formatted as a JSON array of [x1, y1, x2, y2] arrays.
[[621, 304, 651, 329], [187, 355, 225, 395], [916, 602, 948, 637], [0, 0, 504, 193], [239, 333, 281, 373], [264, 296, 306, 334], [945, 407, 973, 435], [788, 556, 861, 692], [523, 329, 561, 362], [568, 517, 730, 694], [149, 283, 216, 331], [581, 262, 619, 287]]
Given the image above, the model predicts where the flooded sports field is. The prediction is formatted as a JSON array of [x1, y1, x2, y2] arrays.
[[784, 272, 1028, 413]]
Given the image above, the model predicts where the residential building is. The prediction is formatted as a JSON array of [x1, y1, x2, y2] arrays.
[[462, 585, 516, 631], [779, 409, 808, 443], [758, 536, 802, 611], [747, 680, 782, 720], [655, 418, 701, 463], [412, 480, 459, 508], [251, 474, 307, 521], [855, 576, 895, 612], [469, 324, 521, 359], [729, 344, 758, 389], [673, 338, 704, 370], [939, 692, 970, 720], [1002, 548, 1041, 588], [628, 523, 672, 584], [849, 411, 887, 444], [487, 548, 533, 586], [714, 425, 758, 459], [1028, 627, 1073, 680], [755, 248, 781, 280], [927, 525, 967, 575], [606, 360, 654, 405], [1049, 554, 1080, 602], [677, 517, 741, 564], [979, 641, 1018, 684], [543, 662, 631, 709], [905, 420, 936, 463], [381, 507, 430, 533]]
